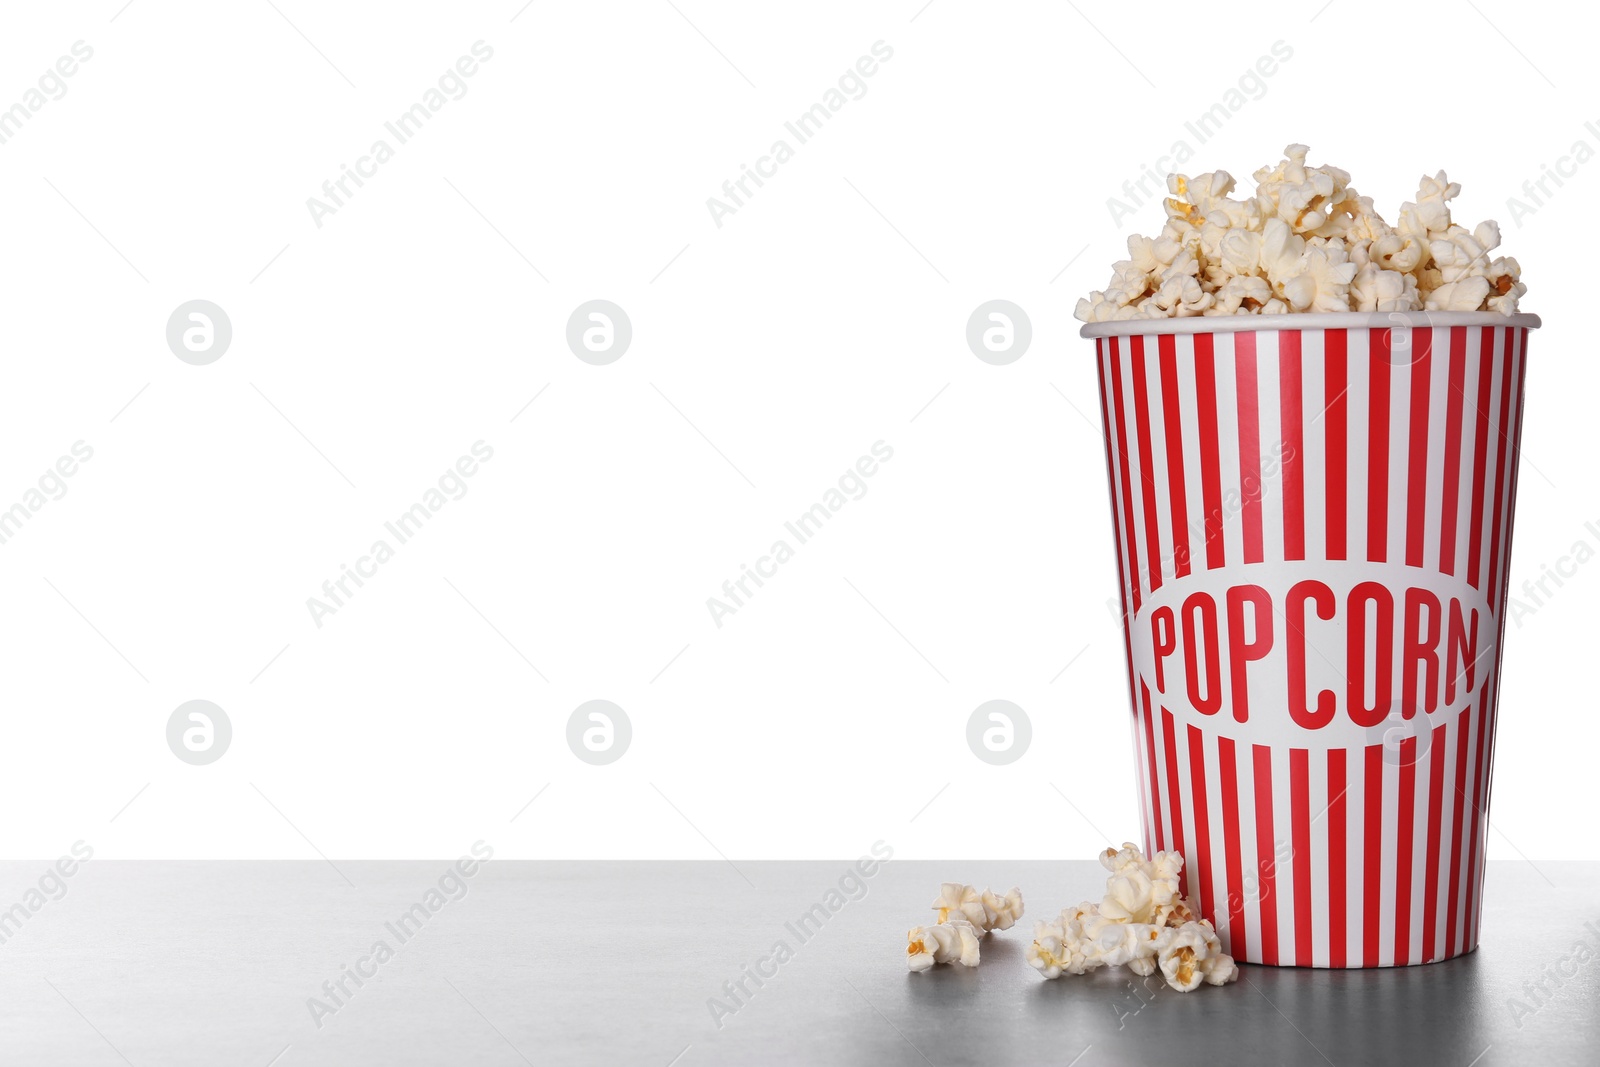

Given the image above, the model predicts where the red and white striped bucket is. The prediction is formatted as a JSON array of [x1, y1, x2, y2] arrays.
[[1082, 311, 1539, 968]]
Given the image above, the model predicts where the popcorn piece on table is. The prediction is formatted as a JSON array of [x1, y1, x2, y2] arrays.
[[1026, 902, 1111, 979], [1093, 921, 1168, 977], [931, 882, 985, 927], [1099, 863, 1157, 925], [981, 886, 1026, 931], [1031, 843, 1238, 993], [932, 882, 1025, 933], [907, 919, 982, 972], [1157, 919, 1239, 991], [1098, 842, 1185, 926]]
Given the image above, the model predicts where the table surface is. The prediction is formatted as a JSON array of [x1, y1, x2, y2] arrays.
[[0, 859, 1593, 1066]]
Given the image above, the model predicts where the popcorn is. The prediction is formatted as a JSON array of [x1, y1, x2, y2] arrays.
[[1099, 843, 1147, 874], [908, 883, 1024, 973], [906, 848, 1236, 992], [1100, 845, 1185, 926], [1154, 892, 1199, 929], [1100, 864, 1158, 925], [906, 919, 981, 971], [1350, 263, 1419, 313], [931, 883, 1025, 933], [1425, 276, 1493, 312], [1486, 257, 1527, 315], [1283, 245, 1359, 313], [1077, 145, 1527, 321], [981, 886, 1026, 931], [1026, 903, 1111, 978], [1157, 919, 1239, 991], [1151, 273, 1213, 316], [1093, 921, 1167, 972], [1213, 274, 1272, 315], [931, 882, 984, 926], [1030, 843, 1238, 994]]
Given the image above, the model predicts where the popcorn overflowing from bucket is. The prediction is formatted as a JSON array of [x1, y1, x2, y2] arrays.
[[1076, 144, 1526, 321], [1026, 844, 1237, 992]]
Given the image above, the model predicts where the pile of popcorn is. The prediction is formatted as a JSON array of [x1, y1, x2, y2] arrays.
[[1026, 843, 1237, 992], [1076, 144, 1526, 322], [905, 883, 1025, 971]]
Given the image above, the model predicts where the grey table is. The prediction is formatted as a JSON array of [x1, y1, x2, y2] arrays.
[[0, 860, 1594, 1065]]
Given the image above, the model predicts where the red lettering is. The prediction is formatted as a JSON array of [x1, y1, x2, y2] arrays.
[[1151, 580, 1476, 732], [1225, 584, 1274, 723], [1445, 600, 1479, 705], [1347, 582, 1393, 728], [1151, 606, 1176, 693], [1401, 587, 1442, 718], [1286, 579, 1337, 729], [1182, 592, 1222, 716]]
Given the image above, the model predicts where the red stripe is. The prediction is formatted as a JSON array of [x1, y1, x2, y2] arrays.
[[1368, 331, 1392, 563], [1473, 661, 1507, 949], [1404, 328, 1434, 568], [1131, 336, 1165, 592], [1325, 330, 1349, 561], [1394, 736, 1417, 965], [1195, 333, 1225, 569], [1141, 679, 1165, 851], [1503, 323, 1529, 560], [1422, 718, 1449, 962], [1096, 341, 1150, 851], [1487, 330, 1514, 599], [1252, 744, 1279, 965], [1494, 329, 1528, 609], [1219, 736, 1247, 958], [1462, 686, 1491, 951], [1363, 743, 1383, 967], [1279, 330, 1306, 560], [1466, 328, 1496, 590], [1110, 338, 1143, 615], [1446, 705, 1472, 957], [1438, 328, 1468, 576], [1290, 748, 1312, 966], [1476, 330, 1527, 948], [1158, 335, 1191, 578], [1328, 749, 1348, 968], [1162, 707, 1186, 866], [1471, 680, 1501, 950], [1235, 333, 1264, 564], [1188, 723, 1214, 927]]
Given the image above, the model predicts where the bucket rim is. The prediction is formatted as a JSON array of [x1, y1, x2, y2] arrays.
[[1079, 311, 1541, 338]]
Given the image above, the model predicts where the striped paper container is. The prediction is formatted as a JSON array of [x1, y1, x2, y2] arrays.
[[1081, 311, 1540, 968]]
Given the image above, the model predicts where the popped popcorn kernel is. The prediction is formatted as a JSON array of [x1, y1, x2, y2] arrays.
[[1077, 145, 1527, 320], [1093, 920, 1165, 970], [1099, 842, 1146, 873], [981, 886, 1026, 932], [1029, 844, 1238, 994], [907, 919, 982, 971], [931, 882, 984, 927], [1027, 904, 1111, 979], [1100, 865, 1159, 925], [907, 882, 1027, 972], [1158, 920, 1239, 991], [931, 883, 1025, 933]]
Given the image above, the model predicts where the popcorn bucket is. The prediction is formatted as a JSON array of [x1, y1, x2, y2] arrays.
[[1082, 311, 1539, 968]]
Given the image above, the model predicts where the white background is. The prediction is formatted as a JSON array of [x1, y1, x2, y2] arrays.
[[0, 0, 1593, 860]]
